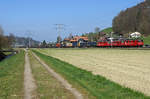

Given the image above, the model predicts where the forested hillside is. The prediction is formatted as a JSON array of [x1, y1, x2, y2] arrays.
[[112, 0, 150, 36]]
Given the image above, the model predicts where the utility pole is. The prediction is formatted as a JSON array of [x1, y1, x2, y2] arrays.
[[26, 30, 32, 48], [110, 32, 113, 48], [54, 24, 65, 36], [54, 24, 65, 43]]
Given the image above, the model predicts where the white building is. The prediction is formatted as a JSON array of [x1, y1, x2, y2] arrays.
[[130, 32, 141, 38]]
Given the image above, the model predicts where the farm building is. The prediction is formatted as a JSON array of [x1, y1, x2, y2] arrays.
[[70, 36, 88, 47], [62, 36, 89, 47], [63, 38, 72, 47]]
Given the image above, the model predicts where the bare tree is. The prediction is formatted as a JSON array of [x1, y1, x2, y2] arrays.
[[7, 33, 16, 48], [0, 26, 4, 49], [94, 27, 100, 33], [57, 35, 62, 43], [68, 33, 73, 39], [0, 26, 4, 35]]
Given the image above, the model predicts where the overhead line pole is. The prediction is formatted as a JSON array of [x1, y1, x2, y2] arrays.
[[54, 24, 66, 43], [26, 30, 32, 48], [54, 24, 65, 36]]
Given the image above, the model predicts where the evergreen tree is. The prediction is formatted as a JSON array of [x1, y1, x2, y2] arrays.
[[42, 40, 47, 48]]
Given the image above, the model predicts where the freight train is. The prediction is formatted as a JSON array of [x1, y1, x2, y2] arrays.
[[56, 37, 144, 48]]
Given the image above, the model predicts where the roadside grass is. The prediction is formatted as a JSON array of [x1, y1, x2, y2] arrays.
[[33, 50, 150, 99], [28, 52, 76, 99], [0, 50, 25, 99]]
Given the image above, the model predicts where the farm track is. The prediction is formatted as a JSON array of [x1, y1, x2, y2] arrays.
[[24, 50, 81, 98], [24, 51, 38, 99], [32, 52, 83, 99], [38, 49, 150, 96]]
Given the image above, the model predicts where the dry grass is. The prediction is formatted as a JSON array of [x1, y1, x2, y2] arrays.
[[36, 48, 150, 96]]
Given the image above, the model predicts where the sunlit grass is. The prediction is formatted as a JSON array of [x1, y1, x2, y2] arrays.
[[29, 52, 75, 99], [0, 50, 25, 99]]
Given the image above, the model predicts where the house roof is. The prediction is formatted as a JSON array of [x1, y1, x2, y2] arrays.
[[70, 36, 88, 42]]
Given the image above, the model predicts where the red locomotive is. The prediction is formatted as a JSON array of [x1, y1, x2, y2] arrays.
[[97, 38, 144, 47]]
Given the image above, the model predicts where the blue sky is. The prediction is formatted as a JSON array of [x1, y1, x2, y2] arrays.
[[0, 0, 144, 41]]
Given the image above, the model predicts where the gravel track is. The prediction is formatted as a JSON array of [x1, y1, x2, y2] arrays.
[[24, 51, 37, 99]]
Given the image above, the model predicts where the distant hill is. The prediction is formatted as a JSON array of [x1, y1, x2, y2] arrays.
[[14, 36, 40, 47], [112, 0, 150, 36]]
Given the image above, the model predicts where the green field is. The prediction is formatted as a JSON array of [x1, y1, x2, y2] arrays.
[[0, 51, 25, 99], [144, 36, 150, 45], [33, 49, 150, 99]]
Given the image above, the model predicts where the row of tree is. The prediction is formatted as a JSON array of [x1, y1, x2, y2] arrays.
[[112, 0, 150, 36]]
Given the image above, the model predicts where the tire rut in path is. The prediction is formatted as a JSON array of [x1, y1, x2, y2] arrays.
[[24, 51, 37, 99], [32, 52, 83, 99]]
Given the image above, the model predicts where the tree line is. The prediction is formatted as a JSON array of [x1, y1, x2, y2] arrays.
[[0, 26, 15, 50], [112, 0, 150, 37]]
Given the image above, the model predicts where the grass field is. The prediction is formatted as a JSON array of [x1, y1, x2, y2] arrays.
[[0, 50, 25, 99], [33, 49, 150, 98], [144, 35, 150, 45]]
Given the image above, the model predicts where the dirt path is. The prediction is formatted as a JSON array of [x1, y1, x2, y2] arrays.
[[32, 52, 83, 99], [24, 50, 37, 99]]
